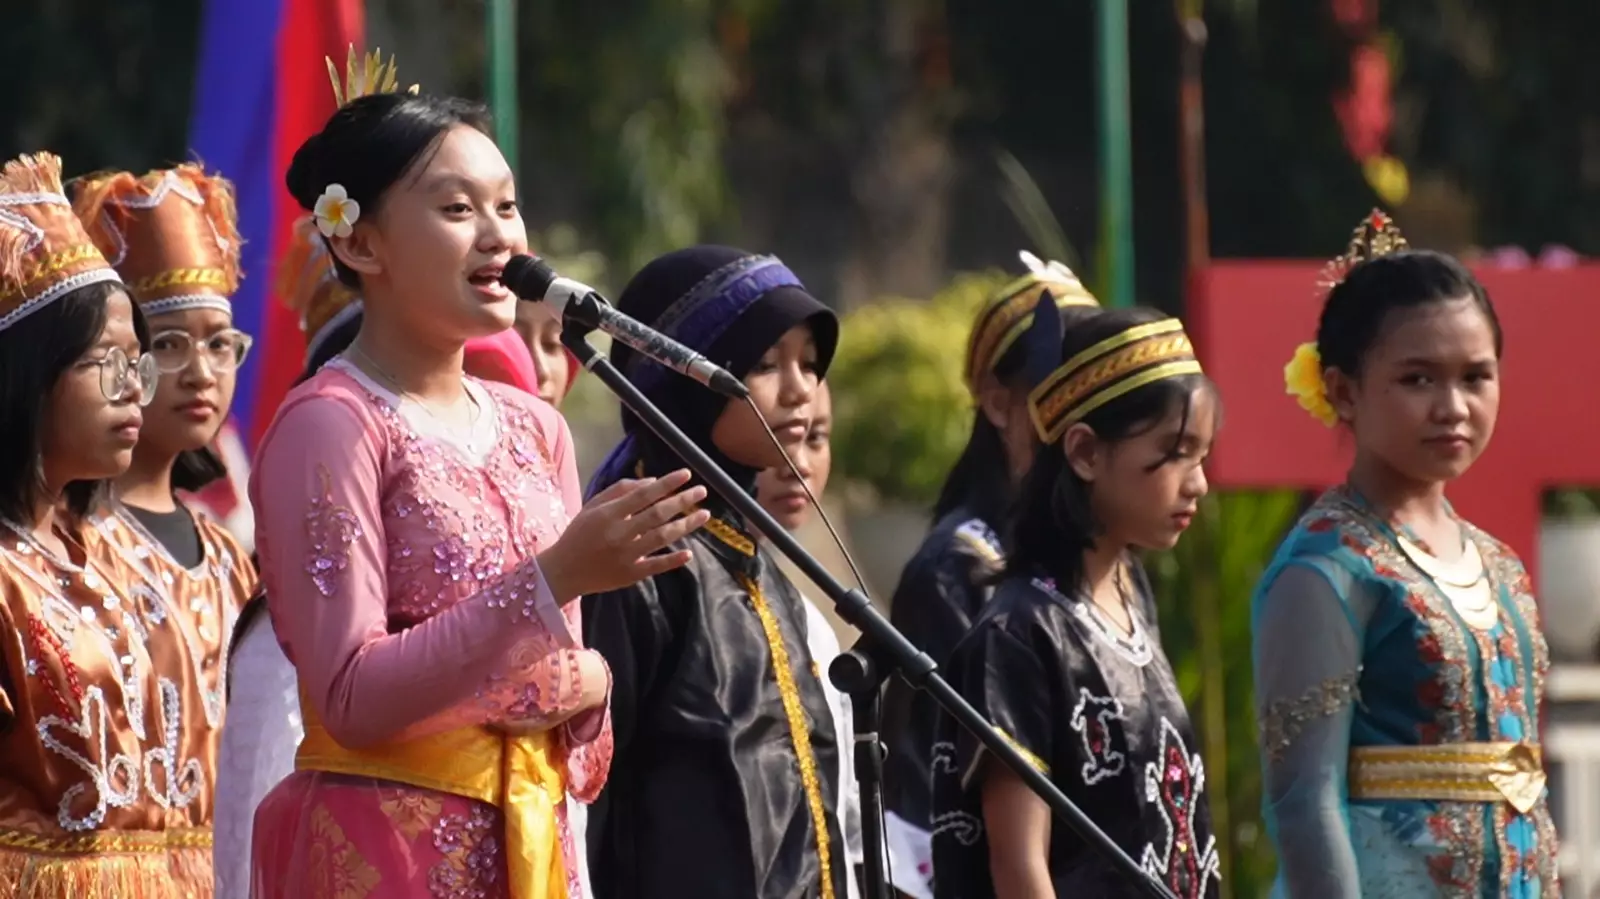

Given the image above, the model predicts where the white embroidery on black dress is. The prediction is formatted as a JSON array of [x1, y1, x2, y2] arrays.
[[1032, 577, 1153, 666], [930, 741, 959, 775], [1140, 717, 1221, 897], [1070, 687, 1127, 785], [930, 810, 985, 847]]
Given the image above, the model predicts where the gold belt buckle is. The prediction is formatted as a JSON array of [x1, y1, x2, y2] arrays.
[[1485, 742, 1545, 815]]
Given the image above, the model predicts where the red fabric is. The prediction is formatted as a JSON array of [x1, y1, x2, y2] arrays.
[[251, 0, 364, 451], [465, 330, 542, 397]]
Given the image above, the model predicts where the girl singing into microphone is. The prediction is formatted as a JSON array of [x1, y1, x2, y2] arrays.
[[247, 50, 706, 899]]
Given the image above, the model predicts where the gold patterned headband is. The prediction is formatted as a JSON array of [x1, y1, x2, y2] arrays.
[[965, 251, 1100, 389], [1317, 208, 1408, 293], [326, 46, 419, 108], [1027, 318, 1203, 444]]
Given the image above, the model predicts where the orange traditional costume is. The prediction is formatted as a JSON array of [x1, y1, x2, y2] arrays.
[[68, 162, 258, 858], [0, 153, 216, 897]]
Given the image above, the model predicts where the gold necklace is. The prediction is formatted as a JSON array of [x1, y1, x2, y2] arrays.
[[347, 343, 479, 431]]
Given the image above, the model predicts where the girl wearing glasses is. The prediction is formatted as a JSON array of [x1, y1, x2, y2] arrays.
[[70, 167, 258, 746], [0, 152, 214, 897]]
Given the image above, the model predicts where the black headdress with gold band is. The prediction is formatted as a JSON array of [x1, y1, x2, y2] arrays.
[[1027, 318, 1203, 444], [965, 250, 1100, 389]]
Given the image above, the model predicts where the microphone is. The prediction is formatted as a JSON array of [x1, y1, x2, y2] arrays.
[[501, 254, 749, 399]]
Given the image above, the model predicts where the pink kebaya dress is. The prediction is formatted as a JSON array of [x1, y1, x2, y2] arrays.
[[246, 358, 611, 899]]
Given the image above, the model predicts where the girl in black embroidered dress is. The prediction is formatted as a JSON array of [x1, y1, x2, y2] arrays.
[[882, 254, 1100, 896], [931, 307, 1221, 899]]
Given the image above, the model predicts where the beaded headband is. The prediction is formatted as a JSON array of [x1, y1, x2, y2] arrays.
[[0, 153, 122, 333], [72, 164, 242, 317], [965, 250, 1100, 389], [1028, 318, 1203, 444]]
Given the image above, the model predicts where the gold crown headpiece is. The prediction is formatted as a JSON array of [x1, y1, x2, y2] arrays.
[[965, 250, 1101, 390], [1027, 318, 1203, 445], [1317, 208, 1409, 293], [72, 164, 243, 317], [326, 46, 419, 108], [0, 153, 121, 333]]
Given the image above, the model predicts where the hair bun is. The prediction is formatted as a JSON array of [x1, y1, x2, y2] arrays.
[[284, 131, 326, 211]]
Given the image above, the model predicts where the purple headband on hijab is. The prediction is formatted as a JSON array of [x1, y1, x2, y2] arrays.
[[588, 253, 802, 498], [623, 254, 801, 396]]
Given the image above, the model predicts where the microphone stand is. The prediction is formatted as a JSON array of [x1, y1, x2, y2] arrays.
[[562, 321, 1178, 899]]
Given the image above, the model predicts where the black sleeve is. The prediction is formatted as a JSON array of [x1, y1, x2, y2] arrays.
[[581, 570, 689, 763], [889, 541, 994, 667], [948, 618, 1055, 788]]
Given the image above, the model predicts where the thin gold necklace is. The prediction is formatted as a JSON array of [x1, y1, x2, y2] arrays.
[[347, 343, 479, 430]]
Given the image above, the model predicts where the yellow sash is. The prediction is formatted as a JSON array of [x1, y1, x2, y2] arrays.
[[295, 694, 567, 898]]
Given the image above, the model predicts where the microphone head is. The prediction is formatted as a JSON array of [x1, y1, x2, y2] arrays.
[[502, 254, 558, 301]]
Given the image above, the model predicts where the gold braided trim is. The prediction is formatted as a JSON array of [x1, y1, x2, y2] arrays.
[[126, 267, 230, 296], [999, 728, 1051, 776], [1028, 318, 1201, 443], [1348, 742, 1546, 814], [967, 277, 1099, 384], [0, 243, 110, 305], [0, 826, 212, 856], [704, 519, 835, 899]]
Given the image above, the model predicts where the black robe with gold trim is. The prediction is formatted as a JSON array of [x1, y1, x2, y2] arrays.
[[582, 492, 848, 899]]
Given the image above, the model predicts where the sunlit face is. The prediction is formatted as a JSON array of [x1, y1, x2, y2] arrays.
[[140, 307, 244, 461], [330, 124, 526, 347], [1328, 296, 1501, 485], [41, 290, 146, 491], [1064, 385, 1216, 552], [514, 301, 570, 405], [756, 383, 832, 530], [711, 324, 820, 469]]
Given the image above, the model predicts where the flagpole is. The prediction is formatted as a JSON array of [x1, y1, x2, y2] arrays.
[[1096, 0, 1135, 307], [488, 0, 519, 176]]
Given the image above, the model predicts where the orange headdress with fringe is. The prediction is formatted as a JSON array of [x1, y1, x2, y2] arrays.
[[0, 153, 122, 333], [71, 164, 242, 317], [279, 215, 361, 361], [965, 250, 1100, 391]]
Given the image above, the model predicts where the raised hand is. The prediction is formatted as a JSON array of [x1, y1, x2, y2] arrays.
[[538, 469, 710, 600]]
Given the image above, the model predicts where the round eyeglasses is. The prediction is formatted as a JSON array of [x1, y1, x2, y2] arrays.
[[86, 347, 160, 407], [149, 328, 254, 375]]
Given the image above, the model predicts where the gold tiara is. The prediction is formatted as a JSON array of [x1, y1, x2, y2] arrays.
[[1317, 209, 1408, 292], [326, 46, 419, 108], [1027, 318, 1202, 444]]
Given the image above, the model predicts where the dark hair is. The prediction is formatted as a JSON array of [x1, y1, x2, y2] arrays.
[[285, 93, 493, 288], [934, 304, 1102, 524], [295, 310, 364, 386], [172, 447, 228, 493], [1316, 250, 1502, 376], [0, 281, 141, 524], [1002, 306, 1215, 592]]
